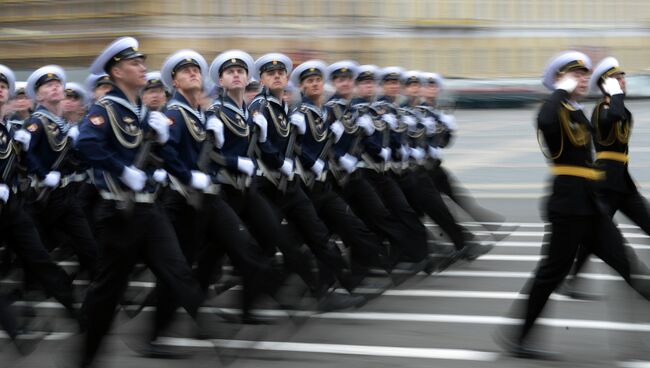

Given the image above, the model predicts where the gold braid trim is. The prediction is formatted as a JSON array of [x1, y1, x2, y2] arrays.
[[558, 104, 589, 147], [176, 107, 206, 142], [38, 116, 67, 152], [302, 106, 328, 142], [219, 110, 249, 138], [266, 102, 290, 138], [593, 99, 630, 146], [100, 101, 143, 149]]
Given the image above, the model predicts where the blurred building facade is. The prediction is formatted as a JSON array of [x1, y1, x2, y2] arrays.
[[1, 0, 649, 78]]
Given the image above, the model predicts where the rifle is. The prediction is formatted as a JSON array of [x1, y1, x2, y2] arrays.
[[33, 136, 73, 204], [0, 142, 23, 214], [277, 127, 297, 193], [116, 129, 162, 212]]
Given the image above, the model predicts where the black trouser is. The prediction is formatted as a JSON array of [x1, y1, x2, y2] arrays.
[[0, 294, 18, 338], [396, 167, 469, 250], [428, 163, 504, 225], [221, 181, 318, 291], [256, 177, 354, 291], [571, 189, 650, 277], [81, 199, 204, 365], [334, 171, 418, 263], [307, 178, 386, 274], [518, 213, 650, 343], [0, 195, 76, 312], [362, 168, 428, 262], [153, 189, 280, 337], [27, 185, 98, 277]]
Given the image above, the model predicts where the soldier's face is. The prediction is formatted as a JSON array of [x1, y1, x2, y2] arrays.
[[112, 57, 147, 88], [403, 82, 420, 98], [173, 65, 203, 92], [333, 76, 354, 98], [559, 69, 589, 98], [382, 80, 400, 97], [613, 73, 626, 93], [356, 80, 376, 98], [220, 66, 247, 90], [142, 87, 166, 111], [300, 75, 324, 99], [260, 69, 288, 91], [62, 96, 83, 114], [421, 83, 439, 99], [0, 82, 8, 104], [11, 94, 32, 111], [94, 84, 113, 99], [36, 80, 64, 104]]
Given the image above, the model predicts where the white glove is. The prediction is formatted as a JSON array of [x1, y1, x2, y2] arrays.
[[0, 183, 9, 203], [206, 117, 225, 149], [602, 77, 623, 96], [42, 171, 61, 188], [66, 125, 80, 145], [381, 113, 397, 129], [379, 147, 391, 162], [253, 113, 268, 143], [329, 120, 344, 143], [236, 157, 255, 177], [428, 146, 442, 159], [439, 113, 457, 131], [401, 115, 416, 129], [279, 158, 293, 177], [554, 74, 578, 93], [190, 170, 210, 190], [422, 117, 436, 134], [152, 169, 168, 184], [310, 159, 325, 176], [120, 165, 147, 191], [338, 153, 358, 173], [410, 147, 426, 161], [356, 114, 375, 136], [148, 111, 170, 144], [399, 145, 410, 162], [290, 113, 306, 135], [13, 129, 31, 151]]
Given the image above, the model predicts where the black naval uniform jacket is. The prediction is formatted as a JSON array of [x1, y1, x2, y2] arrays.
[[591, 94, 636, 194], [537, 89, 602, 218]]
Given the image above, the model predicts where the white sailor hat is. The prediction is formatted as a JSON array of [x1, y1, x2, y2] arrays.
[[209, 50, 255, 88], [542, 50, 591, 91], [379, 66, 405, 83], [90, 37, 145, 75], [254, 53, 293, 79], [26, 65, 66, 101], [161, 49, 208, 90], [64, 82, 90, 106], [327, 60, 359, 81], [355, 65, 379, 83], [14, 81, 27, 96], [402, 70, 423, 85], [143, 71, 165, 91], [589, 57, 624, 94], [290, 60, 328, 87], [85, 73, 112, 92], [0, 64, 16, 98], [420, 72, 444, 89]]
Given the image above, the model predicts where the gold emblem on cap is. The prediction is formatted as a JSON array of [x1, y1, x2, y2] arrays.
[[309, 68, 315, 72], [47, 73, 53, 78], [272, 60, 278, 65], [231, 58, 236, 63], [341, 68, 348, 72]]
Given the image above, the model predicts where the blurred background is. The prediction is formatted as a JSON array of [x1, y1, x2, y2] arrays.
[[2, 0, 650, 107]]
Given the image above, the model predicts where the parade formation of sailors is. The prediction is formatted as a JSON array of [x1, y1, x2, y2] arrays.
[[3, 37, 648, 366]]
